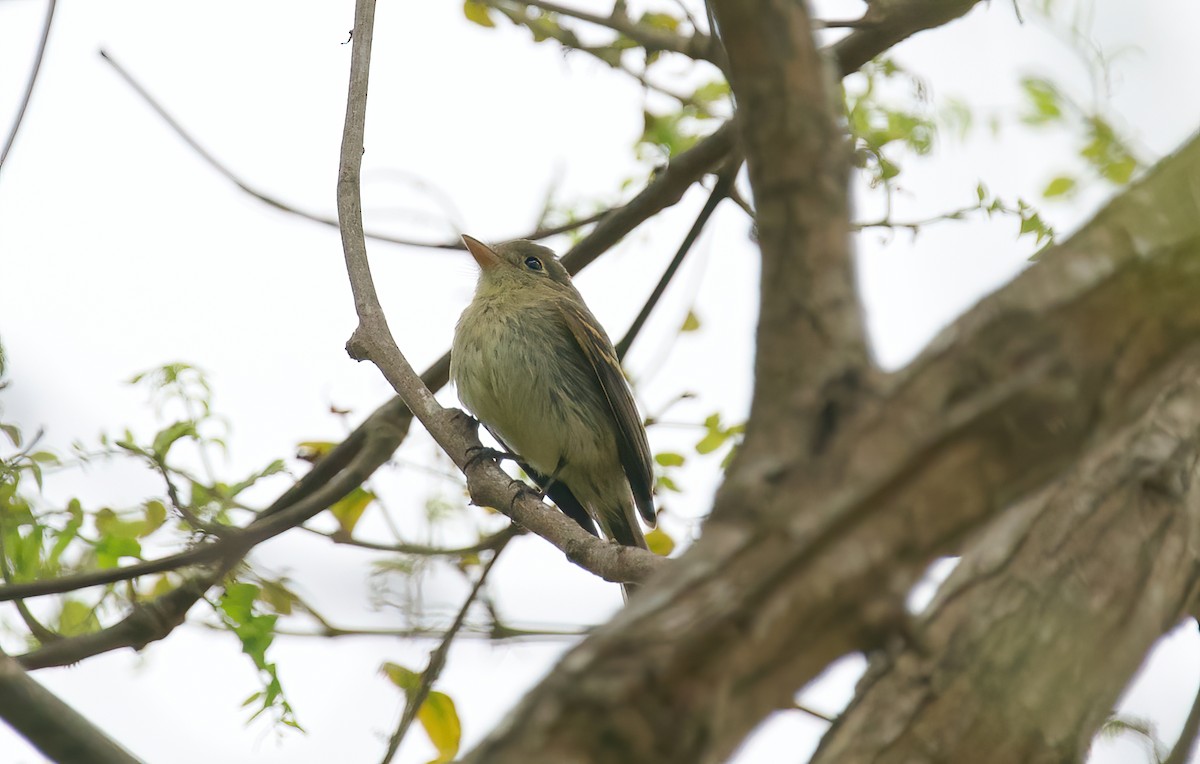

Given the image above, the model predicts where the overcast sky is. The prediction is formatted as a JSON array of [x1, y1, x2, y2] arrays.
[[2, 1, 1199, 762]]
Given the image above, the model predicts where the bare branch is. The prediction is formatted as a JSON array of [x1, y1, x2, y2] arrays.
[[715, 0, 865, 471], [486, 0, 721, 65], [380, 538, 510, 764], [334, 0, 665, 588], [0, 0, 56, 184], [96, 50, 605, 250], [457, 72, 1200, 764], [813, 352, 1200, 762], [0, 423, 388, 601], [16, 564, 228, 670], [615, 162, 739, 359], [301, 523, 522, 556], [830, 0, 985, 75], [0, 649, 142, 764]]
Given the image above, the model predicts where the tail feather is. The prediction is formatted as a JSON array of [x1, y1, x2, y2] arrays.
[[596, 502, 646, 601]]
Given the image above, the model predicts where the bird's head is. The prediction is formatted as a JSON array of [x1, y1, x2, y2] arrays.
[[462, 235, 574, 292]]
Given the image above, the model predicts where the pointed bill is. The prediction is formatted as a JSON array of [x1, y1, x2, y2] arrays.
[[462, 235, 502, 270]]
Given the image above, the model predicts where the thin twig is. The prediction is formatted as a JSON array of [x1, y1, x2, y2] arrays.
[[96, 49, 606, 250], [0, 428, 384, 602], [794, 701, 836, 724], [0, 515, 60, 644], [334, 0, 664, 587], [492, 0, 720, 64], [615, 161, 738, 359], [151, 454, 226, 536], [0, 0, 56, 183], [379, 539, 511, 764], [301, 523, 521, 556]]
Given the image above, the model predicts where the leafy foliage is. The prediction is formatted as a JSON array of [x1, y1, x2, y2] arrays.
[[381, 662, 463, 763]]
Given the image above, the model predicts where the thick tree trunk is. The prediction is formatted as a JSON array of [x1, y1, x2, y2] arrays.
[[812, 351, 1200, 762], [461, 0, 1200, 761]]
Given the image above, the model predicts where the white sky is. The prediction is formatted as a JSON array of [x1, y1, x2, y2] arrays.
[[1, 0, 1199, 762]]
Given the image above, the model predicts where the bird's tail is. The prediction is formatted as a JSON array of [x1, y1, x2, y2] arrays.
[[597, 500, 647, 601]]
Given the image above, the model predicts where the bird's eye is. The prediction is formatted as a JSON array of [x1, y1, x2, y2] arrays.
[[524, 256, 544, 271]]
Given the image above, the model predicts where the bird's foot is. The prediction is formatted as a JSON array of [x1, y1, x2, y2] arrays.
[[508, 481, 549, 512], [465, 445, 521, 471]]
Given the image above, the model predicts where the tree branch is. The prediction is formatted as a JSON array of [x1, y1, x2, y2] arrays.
[[457, 77, 1200, 764], [96, 49, 605, 250], [713, 0, 866, 477], [830, 0, 985, 75], [16, 563, 228, 670], [379, 538, 510, 764], [0, 0, 56, 184], [812, 352, 1200, 762], [301, 523, 521, 556], [0, 649, 142, 764], [487, 0, 721, 65], [614, 162, 738, 360], [0, 421, 388, 602], [335, 0, 665, 588]]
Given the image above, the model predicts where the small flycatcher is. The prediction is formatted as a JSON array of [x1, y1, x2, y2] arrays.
[[451, 236, 656, 560]]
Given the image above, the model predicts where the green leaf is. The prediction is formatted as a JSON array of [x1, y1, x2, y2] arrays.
[[381, 662, 422, 693], [221, 582, 259, 623], [27, 460, 42, 491], [0, 424, 20, 447], [418, 691, 462, 764], [141, 500, 168, 536], [47, 499, 84, 569], [149, 574, 174, 598], [695, 431, 727, 455], [692, 80, 730, 105], [1101, 155, 1136, 184], [680, 311, 701, 332], [58, 599, 101, 637], [330, 487, 375, 536], [654, 452, 686, 467], [877, 157, 900, 181], [94, 535, 142, 568], [259, 579, 297, 616], [645, 527, 676, 556], [219, 583, 279, 672], [226, 459, 287, 497], [152, 420, 198, 458], [462, 0, 495, 27], [655, 474, 681, 493], [1042, 176, 1076, 198], [1019, 77, 1062, 125], [28, 451, 59, 465]]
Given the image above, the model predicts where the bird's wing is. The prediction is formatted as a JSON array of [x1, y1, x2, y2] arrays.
[[556, 299, 656, 527]]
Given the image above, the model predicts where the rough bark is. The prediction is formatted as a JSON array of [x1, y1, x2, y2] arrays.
[[458, 45, 1200, 764], [813, 350, 1200, 763]]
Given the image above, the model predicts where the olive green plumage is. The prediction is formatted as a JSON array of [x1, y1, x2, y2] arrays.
[[451, 237, 655, 559]]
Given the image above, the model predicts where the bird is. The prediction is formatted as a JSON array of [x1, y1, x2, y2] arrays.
[[451, 236, 656, 580]]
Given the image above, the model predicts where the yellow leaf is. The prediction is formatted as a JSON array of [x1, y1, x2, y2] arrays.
[[419, 691, 462, 763], [462, 0, 495, 27], [645, 527, 675, 556], [295, 440, 337, 463], [329, 487, 374, 535], [681, 310, 701, 332]]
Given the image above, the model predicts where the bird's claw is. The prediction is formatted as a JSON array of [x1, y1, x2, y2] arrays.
[[465, 445, 519, 471], [508, 481, 548, 512]]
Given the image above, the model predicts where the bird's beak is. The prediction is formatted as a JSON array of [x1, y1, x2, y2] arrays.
[[462, 235, 502, 271]]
